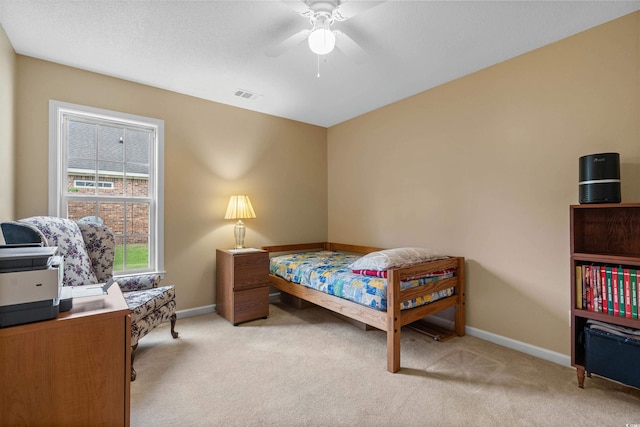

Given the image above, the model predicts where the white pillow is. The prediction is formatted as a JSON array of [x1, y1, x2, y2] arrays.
[[349, 247, 446, 271]]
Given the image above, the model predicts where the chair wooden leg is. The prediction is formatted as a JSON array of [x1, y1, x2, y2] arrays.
[[131, 343, 138, 382], [170, 313, 179, 339], [130, 314, 177, 382]]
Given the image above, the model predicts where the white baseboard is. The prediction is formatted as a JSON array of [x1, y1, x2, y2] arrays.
[[176, 292, 280, 319], [176, 294, 281, 319], [176, 304, 216, 319], [466, 326, 570, 367], [427, 314, 571, 367], [175, 303, 571, 368]]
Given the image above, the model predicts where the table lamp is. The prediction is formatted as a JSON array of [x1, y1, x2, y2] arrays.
[[224, 195, 256, 249]]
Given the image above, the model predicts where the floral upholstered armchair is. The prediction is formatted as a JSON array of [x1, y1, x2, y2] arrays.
[[1, 216, 178, 381]]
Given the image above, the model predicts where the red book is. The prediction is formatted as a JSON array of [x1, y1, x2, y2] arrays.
[[618, 267, 626, 317], [594, 265, 601, 312], [613, 267, 619, 316], [581, 265, 587, 309], [592, 265, 597, 311], [625, 268, 632, 318], [600, 266, 607, 313], [585, 265, 592, 311]]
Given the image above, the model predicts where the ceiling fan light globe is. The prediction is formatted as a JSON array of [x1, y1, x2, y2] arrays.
[[308, 28, 335, 55]]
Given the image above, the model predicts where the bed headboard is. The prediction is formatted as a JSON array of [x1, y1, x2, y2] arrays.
[[261, 242, 382, 255]]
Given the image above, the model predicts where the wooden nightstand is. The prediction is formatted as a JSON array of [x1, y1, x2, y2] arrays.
[[216, 249, 269, 325]]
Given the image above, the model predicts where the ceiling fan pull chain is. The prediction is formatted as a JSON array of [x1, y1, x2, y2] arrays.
[[317, 54, 321, 78]]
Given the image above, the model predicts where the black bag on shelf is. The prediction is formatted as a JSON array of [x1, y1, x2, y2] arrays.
[[584, 320, 640, 389]]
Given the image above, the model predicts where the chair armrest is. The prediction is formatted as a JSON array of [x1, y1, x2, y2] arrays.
[[117, 274, 162, 292]]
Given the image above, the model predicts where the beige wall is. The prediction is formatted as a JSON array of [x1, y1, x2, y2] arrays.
[[327, 13, 640, 355], [8, 12, 640, 357], [0, 24, 15, 231], [14, 57, 328, 310]]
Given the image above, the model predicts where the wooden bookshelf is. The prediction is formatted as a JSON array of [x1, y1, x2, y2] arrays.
[[570, 203, 640, 388]]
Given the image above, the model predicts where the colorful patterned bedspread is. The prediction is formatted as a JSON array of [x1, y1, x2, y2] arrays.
[[270, 251, 455, 311]]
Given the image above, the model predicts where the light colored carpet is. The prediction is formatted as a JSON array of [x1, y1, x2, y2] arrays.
[[131, 303, 640, 426]]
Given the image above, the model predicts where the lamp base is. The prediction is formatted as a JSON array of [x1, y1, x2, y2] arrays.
[[234, 220, 246, 249]]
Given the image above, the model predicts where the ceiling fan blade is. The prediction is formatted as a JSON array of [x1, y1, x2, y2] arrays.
[[334, 30, 367, 64], [265, 29, 310, 57], [281, 1, 312, 16], [334, 0, 386, 21]]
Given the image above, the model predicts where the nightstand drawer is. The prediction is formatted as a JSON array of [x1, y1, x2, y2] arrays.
[[233, 253, 269, 290], [233, 287, 269, 324]]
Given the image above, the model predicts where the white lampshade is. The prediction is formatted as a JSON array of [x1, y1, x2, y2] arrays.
[[308, 27, 336, 55], [224, 195, 256, 220]]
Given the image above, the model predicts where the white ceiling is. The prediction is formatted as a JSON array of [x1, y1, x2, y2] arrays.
[[1, 0, 638, 127]]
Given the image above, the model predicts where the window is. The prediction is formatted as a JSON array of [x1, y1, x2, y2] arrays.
[[73, 180, 114, 189], [49, 100, 164, 275]]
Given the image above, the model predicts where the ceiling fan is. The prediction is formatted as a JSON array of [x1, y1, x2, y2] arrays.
[[265, 0, 385, 64]]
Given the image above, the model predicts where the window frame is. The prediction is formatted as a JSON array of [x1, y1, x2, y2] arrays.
[[48, 100, 165, 276]]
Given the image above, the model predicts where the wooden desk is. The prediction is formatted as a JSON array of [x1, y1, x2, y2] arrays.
[[0, 285, 131, 426]]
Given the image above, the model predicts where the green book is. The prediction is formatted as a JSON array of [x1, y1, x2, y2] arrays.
[[606, 266, 613, 314], [632, 269, 638, 319], [618, 267, 625, 317]]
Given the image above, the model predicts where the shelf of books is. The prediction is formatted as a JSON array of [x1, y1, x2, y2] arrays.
[[570, 204, 640, 389], [573, 262, 639, 326]]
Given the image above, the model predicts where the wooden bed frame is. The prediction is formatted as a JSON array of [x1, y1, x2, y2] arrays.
[[261, 242, 466, 373]]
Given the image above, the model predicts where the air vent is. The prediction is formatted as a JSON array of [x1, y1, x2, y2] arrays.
[[234, 89, 260, 101]]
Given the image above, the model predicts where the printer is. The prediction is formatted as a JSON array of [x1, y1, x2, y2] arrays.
[[0, 246, 64, 328]]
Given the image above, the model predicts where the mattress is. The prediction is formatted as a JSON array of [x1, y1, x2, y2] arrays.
[[269, 250, 455, 311]]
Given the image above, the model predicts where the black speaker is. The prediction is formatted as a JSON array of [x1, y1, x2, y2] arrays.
[[579, 153, 621, 204]]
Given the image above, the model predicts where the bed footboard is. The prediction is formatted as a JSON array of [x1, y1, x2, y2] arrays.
[[262, 242, 465, 373], [387, 256, 466, 371]]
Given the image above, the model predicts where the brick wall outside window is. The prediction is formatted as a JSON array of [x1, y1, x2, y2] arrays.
[[67, 174, 149, 243]]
